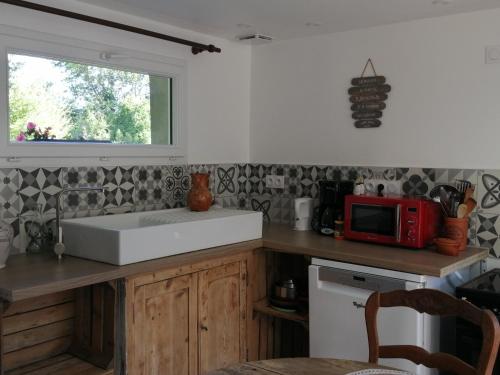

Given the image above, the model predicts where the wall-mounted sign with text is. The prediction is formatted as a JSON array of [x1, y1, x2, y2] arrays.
[[349, 59, 391, 128]]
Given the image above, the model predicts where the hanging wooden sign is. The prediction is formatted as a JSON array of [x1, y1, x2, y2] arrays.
[[351, 102, 386, 112], [352, 111, 382, 120], [355, 119, 382, 128], [349, 59, 391, 129]]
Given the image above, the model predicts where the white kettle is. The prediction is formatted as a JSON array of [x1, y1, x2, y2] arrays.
[[294, 198, 313, 231]]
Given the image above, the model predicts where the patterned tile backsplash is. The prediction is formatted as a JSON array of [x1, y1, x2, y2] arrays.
[[1, 163, 499, 258]]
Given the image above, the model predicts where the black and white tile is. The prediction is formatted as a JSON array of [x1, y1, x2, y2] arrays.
[[102, 167, 135, 209], [0, 168, 20, 220], [61, 167, 105, 215], [397, 168, 435, 197], [250, 197, 271, 222], [478, 170, 500, 214], [248, 164, 272, 196], [215, 164, 237, 197], [476, 213, 500, 257], [165, 165, 190, 208], [18, 168, 63, 214], [134, 165, 166, 211]]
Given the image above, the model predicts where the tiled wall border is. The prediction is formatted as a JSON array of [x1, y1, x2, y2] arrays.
[[1, 163, 499, 258]]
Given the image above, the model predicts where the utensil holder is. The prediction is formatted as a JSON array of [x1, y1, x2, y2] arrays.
[[443, 217, 468, 252]]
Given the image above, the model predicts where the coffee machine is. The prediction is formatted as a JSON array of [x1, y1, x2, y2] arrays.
[[311, 180, 354, 235]]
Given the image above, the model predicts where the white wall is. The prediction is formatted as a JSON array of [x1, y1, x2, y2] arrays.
[[250, 9, 500, 169], [0, 1, 251, 165]]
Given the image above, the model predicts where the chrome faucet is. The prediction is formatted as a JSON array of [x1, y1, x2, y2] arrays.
[[54, 186, 106, 258]]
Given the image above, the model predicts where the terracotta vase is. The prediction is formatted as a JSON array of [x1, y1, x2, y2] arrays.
[[187, 173, 213, 212]]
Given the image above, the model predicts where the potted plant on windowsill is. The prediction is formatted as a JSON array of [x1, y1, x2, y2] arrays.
[[15, 122, 112, 144]]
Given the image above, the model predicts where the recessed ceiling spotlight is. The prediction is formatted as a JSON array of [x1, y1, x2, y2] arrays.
[[306, 22, 322, 27], [237, 23, 252, 29], [432, 0, 453, 4]]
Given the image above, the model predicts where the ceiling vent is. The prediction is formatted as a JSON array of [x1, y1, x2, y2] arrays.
[[236, 34, 273, 44]]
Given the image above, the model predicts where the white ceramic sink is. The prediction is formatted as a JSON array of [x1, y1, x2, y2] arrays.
[[61, 208, 263, 265]]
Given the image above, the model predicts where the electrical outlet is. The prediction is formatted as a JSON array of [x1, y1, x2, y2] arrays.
[[265, 175, 285, 189], [275, 175, 285, 189]]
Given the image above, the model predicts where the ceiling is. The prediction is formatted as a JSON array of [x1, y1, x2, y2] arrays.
[[76, 0, 500, 41]]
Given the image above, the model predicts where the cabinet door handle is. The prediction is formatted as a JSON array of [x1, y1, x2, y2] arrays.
[[200, 324, 208, 331]]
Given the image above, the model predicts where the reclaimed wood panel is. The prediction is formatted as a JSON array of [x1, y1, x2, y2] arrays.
[[5, 353, 113, 375], [3, 303, 74, 336], [199, 261, 247, 374], [69, 283, 115, 370], [3, 336, 72, 371], [127, 274, 198, 375], [3, 320, 73, 353], [3, 291, 74, 317]]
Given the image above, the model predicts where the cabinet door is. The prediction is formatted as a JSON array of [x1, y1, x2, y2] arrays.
[[127, 274, 198, 375], [198, 261, 247, 374]]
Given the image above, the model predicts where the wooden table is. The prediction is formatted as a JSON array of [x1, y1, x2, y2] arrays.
[[207, 358, 398, 375]]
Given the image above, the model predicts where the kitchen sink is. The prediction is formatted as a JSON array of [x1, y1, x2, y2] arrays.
[[61, 207, 263, 265]]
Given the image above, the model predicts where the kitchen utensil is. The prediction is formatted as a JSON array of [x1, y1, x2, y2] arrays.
[[455, 179, 472, 193], [449, 191, 461, 217], [464, 186, 475, 203], [456, 204, 468, 219], [274, 279, 298, 301], [429, 184, 458, 200], [465, 198, 477, 216], [434, 237, 461, 256], [439, 187, 452, 217]]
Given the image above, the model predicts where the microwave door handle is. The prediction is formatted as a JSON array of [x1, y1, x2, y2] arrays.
[[396, 204, 402, 242]]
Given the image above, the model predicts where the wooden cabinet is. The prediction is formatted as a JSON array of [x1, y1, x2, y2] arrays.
[[127, 274, 198, 375], [198, 262, 247, 374], [126, 254, 249, 375]]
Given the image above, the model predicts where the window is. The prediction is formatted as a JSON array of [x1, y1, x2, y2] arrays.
[[9, 53, 173, 145], [0, 26, 186, 160]]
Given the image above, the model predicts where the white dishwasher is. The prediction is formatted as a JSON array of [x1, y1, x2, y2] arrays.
[[309, 258, 459, 375]]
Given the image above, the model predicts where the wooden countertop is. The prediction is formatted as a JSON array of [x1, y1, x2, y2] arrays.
[[263, 224, 489, 278], [0, 223, 489, 302]]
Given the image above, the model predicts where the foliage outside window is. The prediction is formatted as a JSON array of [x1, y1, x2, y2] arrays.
[[8, 53, 173, 145]]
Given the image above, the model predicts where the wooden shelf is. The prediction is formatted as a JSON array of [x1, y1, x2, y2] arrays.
[[254, 298, 308, 324], [6, 353, 113, 375]]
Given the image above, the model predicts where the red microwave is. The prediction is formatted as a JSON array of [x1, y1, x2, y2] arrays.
[[344, 195, 442, 249]]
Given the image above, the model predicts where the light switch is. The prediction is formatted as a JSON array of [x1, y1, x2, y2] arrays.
[[486, 46, 500, 64]]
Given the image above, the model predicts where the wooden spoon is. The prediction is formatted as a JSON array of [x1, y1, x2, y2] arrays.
[[464, 186, 475, 203], [464, 198, 477, 216], [456, 204, 468, 219]]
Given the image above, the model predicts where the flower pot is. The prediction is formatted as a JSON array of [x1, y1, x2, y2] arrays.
[[187, 173, 212, 212]]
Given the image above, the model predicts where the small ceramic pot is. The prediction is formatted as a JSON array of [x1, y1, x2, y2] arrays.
[[443, 217, 468, 251], [435, 237, 461, 256], [187, 173, 213, 212]]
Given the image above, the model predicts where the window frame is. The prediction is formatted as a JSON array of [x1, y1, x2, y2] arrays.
[[0, 26, 187, 160]]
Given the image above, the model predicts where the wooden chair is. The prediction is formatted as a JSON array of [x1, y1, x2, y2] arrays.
[[365, 289, 500, 375]]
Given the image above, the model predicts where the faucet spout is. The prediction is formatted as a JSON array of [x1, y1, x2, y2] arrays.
[[55, 186, 107, 243]]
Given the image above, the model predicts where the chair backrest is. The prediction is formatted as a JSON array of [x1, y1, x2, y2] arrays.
[[365, 289, 500, 375]]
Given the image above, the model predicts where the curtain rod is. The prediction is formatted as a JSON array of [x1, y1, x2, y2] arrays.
[[0, 0, 222, 55]]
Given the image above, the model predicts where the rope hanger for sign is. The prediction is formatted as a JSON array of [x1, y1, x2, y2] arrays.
[[348, 58, 391, 128], [360, 58, 377, 78]]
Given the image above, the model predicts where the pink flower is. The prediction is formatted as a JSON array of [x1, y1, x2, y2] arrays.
[[16, 132, 26, 142], [26, 122, 37, 130]]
